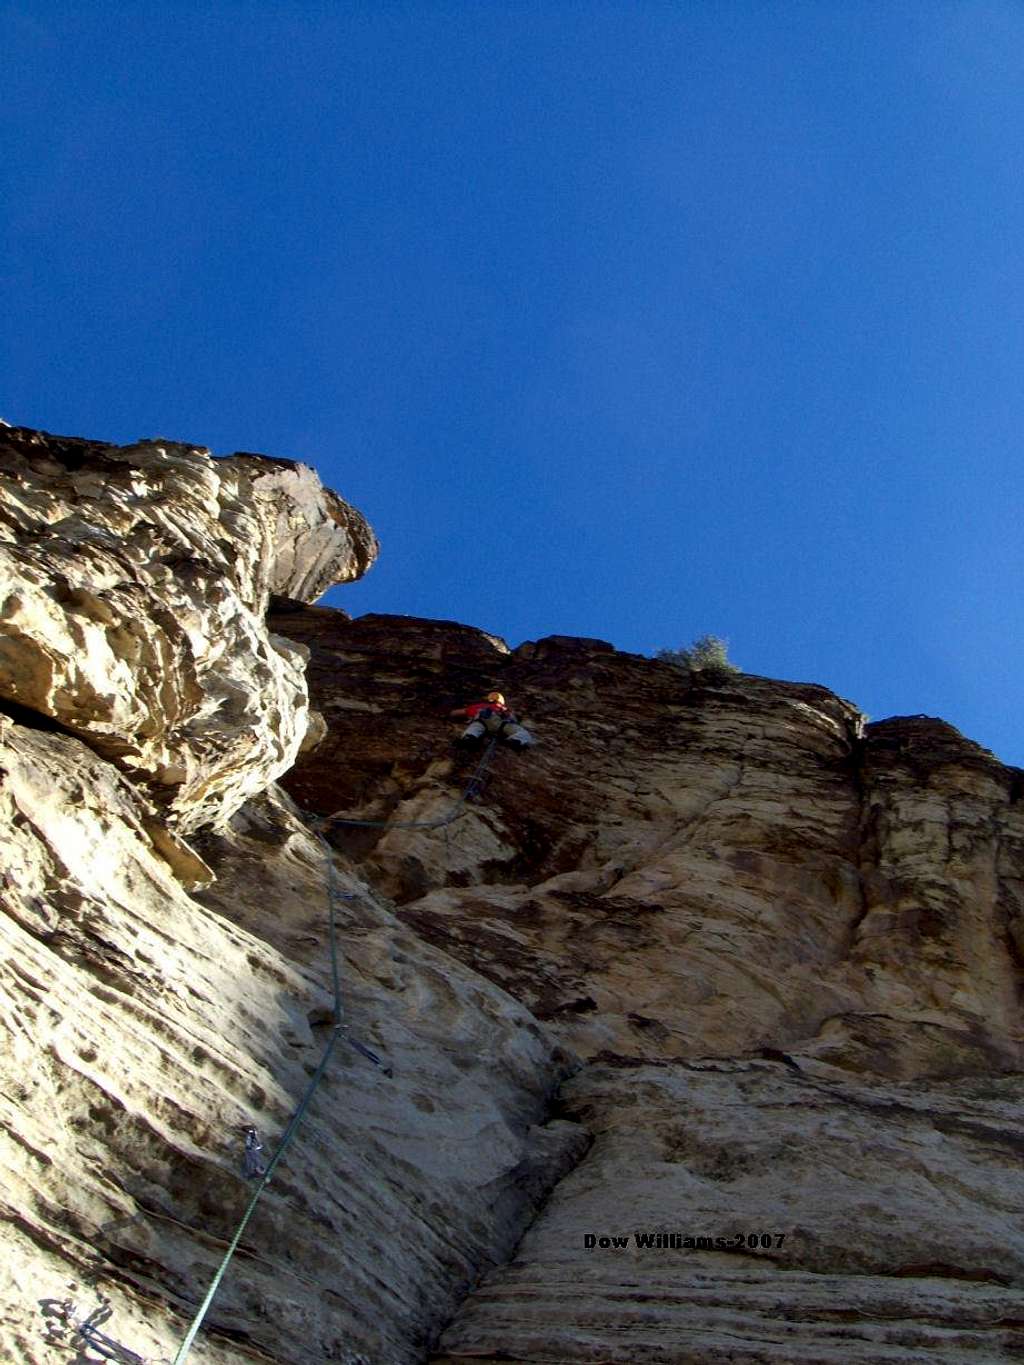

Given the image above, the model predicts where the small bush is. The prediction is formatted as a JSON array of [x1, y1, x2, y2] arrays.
[[656, 634, 740, 683]]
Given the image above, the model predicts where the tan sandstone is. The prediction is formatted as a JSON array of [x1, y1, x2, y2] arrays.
[[2, 425, 1023, 1365]]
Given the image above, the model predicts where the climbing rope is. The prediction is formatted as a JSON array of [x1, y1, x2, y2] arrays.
[[169, 744, 497, 1361], [170, 836, 388, 1362]]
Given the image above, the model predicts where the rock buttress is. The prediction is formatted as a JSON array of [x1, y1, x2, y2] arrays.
[[270, 608, 1024, 1363], [1, 430, 584, 1365]]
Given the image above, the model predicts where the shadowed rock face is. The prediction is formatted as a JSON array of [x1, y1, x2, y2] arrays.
[[272, 609, 1024, 1080], [271, 607, 1024, 1362], [2, 425, 1023, 1365]]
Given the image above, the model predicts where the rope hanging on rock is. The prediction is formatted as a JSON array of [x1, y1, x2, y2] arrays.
[[170, 745, 498, 1358], [170, 826, 390, 1363]]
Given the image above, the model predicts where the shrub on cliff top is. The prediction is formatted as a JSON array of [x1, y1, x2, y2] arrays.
[[656, 634, 740, 683]]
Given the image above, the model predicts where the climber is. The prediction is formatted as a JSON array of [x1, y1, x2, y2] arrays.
[[449, 691, 535, 750]]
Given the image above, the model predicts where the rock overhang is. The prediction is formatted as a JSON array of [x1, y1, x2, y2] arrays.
[[0, 426, 378, 833]]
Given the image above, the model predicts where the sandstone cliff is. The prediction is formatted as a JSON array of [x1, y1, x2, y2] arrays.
[[2, 426, 1023, 1364]]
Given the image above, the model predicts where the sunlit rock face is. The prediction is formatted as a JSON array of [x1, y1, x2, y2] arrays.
[[272, 607, 1024, 1363], [2, 422, 1023, 1365], [0, 719, 581, 1365], [0, 426, 377, 832], [0, 428, 579, 1365]]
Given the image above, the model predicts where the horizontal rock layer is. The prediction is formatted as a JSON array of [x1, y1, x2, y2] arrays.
[[436, 1061, 1024, 1363]]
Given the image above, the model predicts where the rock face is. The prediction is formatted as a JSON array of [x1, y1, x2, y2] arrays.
[[435, 1062, 1024, 1364], [0, 431, 579, 1365], [271, 611, 1024, 1081], [0, 722, 581, 1364], [270, 609, 1024, 1362], [2, 424, 1023, 1365], [0, 426, 376, 832]]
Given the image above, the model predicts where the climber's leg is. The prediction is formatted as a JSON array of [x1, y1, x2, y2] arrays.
[[457, 720, 486, 747], [501, 721, 535, 749]]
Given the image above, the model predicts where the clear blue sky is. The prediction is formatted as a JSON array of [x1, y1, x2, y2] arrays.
[[4, 3, 1022, 766]]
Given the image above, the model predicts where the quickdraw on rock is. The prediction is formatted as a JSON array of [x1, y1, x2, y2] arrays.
[[241, 1126, 266, 1179], [49, 1299, 161, 1365]]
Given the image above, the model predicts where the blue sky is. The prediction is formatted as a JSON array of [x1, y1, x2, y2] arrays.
[[4, 2, 1022, 765]]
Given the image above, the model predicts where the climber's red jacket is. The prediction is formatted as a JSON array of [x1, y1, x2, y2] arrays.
[[463, 699, 511, 720]]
